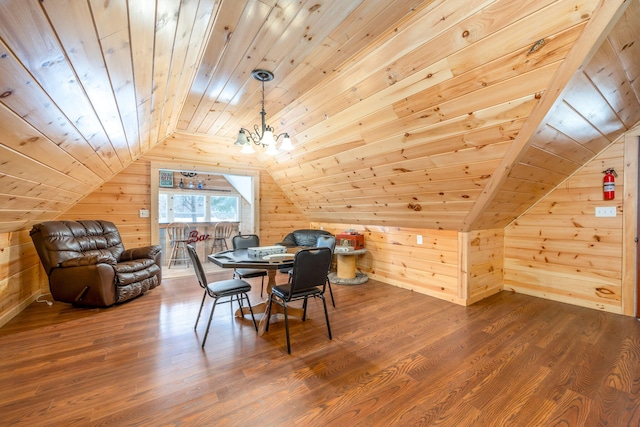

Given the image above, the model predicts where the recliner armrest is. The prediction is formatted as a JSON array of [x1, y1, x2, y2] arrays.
[[121, 244, 162, 261], [60, 254, 117, 268]]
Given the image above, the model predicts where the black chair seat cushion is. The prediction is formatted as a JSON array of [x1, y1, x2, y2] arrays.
[[272, 283, 322, 300], [235, 267, 267, 278], [207, 279, 252, 297]]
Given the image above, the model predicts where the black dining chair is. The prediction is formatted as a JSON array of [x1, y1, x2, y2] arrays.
[[265, 247, 333, 354], [187, 244, 257, 348], [288, 235, 336, 307], [232, 234, 268, 297]]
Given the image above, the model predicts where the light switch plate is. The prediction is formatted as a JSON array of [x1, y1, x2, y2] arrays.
[[417, 235, 423, 244], [139, 209, 150, 218], [595, 206, 616, 217]]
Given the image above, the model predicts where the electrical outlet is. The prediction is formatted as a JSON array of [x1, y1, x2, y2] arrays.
[[417, 235, 423, 244], [595, 206, 616, 217], [139, 209, 150, 218]]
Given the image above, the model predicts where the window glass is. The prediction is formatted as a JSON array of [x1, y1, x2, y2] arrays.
[[174, 195, 205, 222], [158, 194, 168, 223], [210, 196, 239, 221]]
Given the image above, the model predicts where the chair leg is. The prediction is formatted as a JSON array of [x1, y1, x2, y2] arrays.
[[265, 295, 273, 332], [260, 276, 265, 298], [326, 279, 336, 308], [243, 292, 258, 332], [282, 299, 291, 354], [202, 298, 219, 348], [194, 290, 207, 330], [302, 297, 308, 321], [320, 294, 332, 340]]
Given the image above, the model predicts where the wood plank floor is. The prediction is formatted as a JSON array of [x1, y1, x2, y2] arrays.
[[1, 271, 639, 426]]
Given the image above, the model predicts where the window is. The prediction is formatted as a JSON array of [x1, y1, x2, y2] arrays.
[[159, 191, 240, 223]]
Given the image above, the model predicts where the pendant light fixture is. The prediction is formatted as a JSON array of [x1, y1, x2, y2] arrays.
[[234, 69, 293, 155]]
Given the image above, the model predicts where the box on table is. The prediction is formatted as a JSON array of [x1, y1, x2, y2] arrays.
[[247, 245, 287, 257], [336, 232, 364, 250]]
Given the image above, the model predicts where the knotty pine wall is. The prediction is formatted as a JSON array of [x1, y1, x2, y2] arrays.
[[310, 222, 503, 305], [504, 136, 633, 315]]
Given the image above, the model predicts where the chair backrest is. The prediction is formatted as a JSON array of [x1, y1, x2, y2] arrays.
[[186, 244, 207, 289], [30, 220, 125, 275], [232, 234, 260, 249], [287, 247, 332, 300], [316, 235, 336, 253], [214, 221, 234, 238], [167, 222, 190, 242]]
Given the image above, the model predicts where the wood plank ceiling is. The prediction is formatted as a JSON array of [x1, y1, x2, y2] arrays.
[[0, 0, 638, 234]]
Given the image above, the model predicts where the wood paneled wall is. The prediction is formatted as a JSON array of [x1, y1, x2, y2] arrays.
[[504, 138, 630, 314], [0, 230, 46, 327]]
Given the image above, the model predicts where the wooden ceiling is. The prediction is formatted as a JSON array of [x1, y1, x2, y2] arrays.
[[0, 0, 638, 234]]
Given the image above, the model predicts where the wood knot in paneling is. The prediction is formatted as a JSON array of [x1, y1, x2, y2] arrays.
[[408, 203, 421, 211]]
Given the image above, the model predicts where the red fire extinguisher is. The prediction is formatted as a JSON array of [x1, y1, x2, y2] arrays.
[[603, 168, 617, 200]]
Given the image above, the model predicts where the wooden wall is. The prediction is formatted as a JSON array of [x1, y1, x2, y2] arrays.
[[504, 138, 630, 314], [462, 228, 505, 304], [0, 230, 46, 327]]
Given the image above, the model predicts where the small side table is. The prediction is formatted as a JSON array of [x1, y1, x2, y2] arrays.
[[329, 248, 368, 285]]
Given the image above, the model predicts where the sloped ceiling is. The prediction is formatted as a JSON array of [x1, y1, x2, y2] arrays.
[[0, 0, 638, 234]]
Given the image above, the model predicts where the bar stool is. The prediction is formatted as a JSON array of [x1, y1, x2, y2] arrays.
[[210, 221, 234, 254], [167, 222, 191, 268]]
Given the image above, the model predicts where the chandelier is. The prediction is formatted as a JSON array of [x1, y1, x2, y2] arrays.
[[234, 69, 293, 155]]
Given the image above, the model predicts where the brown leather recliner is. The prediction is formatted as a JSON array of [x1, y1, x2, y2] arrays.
[[30, 220, 162, 307]]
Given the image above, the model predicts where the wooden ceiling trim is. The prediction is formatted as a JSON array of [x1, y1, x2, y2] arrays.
[[462, 0, 630, 231]]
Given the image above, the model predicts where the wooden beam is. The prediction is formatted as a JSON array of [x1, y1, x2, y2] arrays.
[[461, 0, 631, 232]]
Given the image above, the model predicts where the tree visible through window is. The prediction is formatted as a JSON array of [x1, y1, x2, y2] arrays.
[[159, 192, 239, 223]]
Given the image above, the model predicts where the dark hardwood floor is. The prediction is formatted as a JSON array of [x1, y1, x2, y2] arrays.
[[1, 270, 639, 426]]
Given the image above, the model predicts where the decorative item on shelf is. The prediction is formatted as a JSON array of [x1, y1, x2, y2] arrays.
[[234, 69, 293, 155], [197, 181, 203, 189], [188, 181, 195, 189], [179, 178, 184, 189], [181, 171, 197, 178], [159, 170, 174, 188]]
